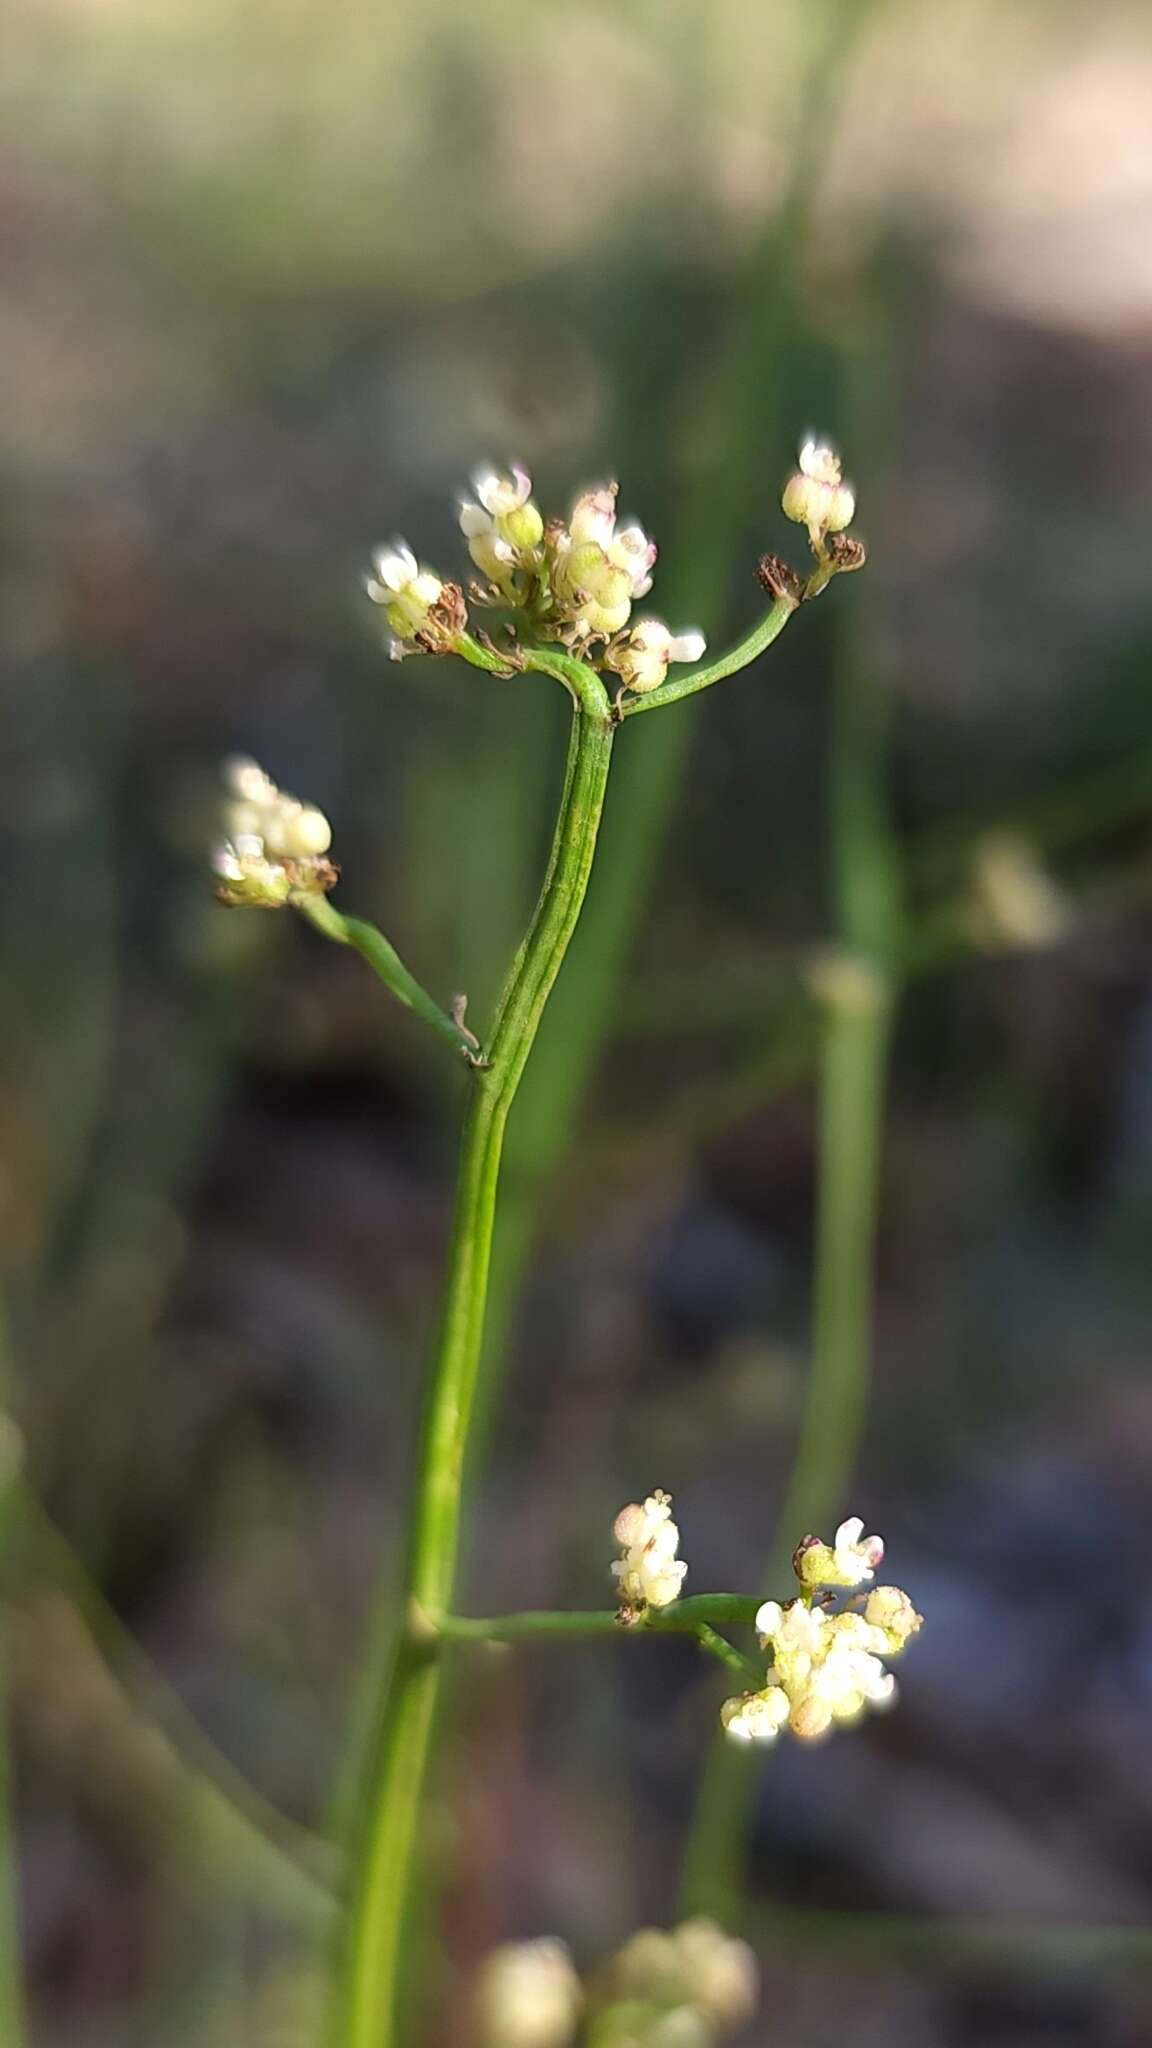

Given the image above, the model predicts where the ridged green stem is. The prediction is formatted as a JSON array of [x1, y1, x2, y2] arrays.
[[333, 682, 615, 2048], [292, 893, 481, 1061]]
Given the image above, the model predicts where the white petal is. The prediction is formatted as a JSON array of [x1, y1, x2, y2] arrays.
[[372, 544, 417, 591], [668, 630, 706, 664], [458, 502, 494, 538], [799, 439, 842, 486]]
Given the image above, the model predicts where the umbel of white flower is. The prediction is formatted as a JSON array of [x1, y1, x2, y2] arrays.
[[367, 464, 706, 694], [213, 757, 335, 909], [721, 1515, 922, 1746], [611, 1490, 688, 1614]]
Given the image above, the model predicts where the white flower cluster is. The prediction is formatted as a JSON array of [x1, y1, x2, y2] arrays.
[[781, 438, 856, 548], [472, 1920, 756, 2048], [611, 1490, 688, 1615], [213, 757, 335, 909], [595, 1918, 758, 2046], [463, 466, 706, 687], [721, 1517, 921, 1746]]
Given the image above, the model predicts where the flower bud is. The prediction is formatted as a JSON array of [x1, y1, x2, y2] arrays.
[[788, 1693, 834, 1741], [501, 499, 545, 550], [863, 1584, 922, 1653]]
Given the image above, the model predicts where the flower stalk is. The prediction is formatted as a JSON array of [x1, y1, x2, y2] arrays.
[[201, 457, 846, 2048]]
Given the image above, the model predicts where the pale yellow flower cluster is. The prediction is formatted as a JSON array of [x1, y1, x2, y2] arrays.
[[721, 1517, 922, 1746], [213, 757, 334, 909], [611, 1489, 688, 1614], [366, 463, 706, 691], [473, 1919, 756, 2048], [462, 465, 706, 684]]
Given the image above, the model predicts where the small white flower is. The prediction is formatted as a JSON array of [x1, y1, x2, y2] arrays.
[[794, 1515, 884, 1589], [472, 464, 533, 518], [781, 437, 856, 541], [365, 542, 445, 642], [608, 521, 658, 598], [603, 619, 706, 696], [460, 464, 544, 566], [567, 484, 618, 549], [720, 1687, 790, 1745], [810, 1631, 897, 1725], [832, 1516, 885, 1583]]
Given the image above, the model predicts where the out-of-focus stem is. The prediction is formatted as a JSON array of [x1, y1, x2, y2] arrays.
[[0, 1311, 27, 2048]]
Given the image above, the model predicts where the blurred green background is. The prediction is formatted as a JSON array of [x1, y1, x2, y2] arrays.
[[4, 0, 1152, 2041]]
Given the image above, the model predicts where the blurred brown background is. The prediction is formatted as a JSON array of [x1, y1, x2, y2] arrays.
[[3, 0, 1152, 2042]]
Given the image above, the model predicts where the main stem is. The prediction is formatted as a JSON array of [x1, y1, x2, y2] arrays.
[[334, 698, 615, 2048]]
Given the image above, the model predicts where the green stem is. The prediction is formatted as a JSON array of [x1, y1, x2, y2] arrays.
[[433, 1594, 763, 1643], [434, 1598, 763, 1692], [620, 595, 799, 718], [333, 685, 615, 2048], [292, 893, 480, 1060], [685, 1625, 763, 1689]]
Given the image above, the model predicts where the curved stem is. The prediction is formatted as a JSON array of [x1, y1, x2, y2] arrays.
[[334, 694, 615, 2048], [292, 893, 481, 1061], [620, 595, 799, 718]]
